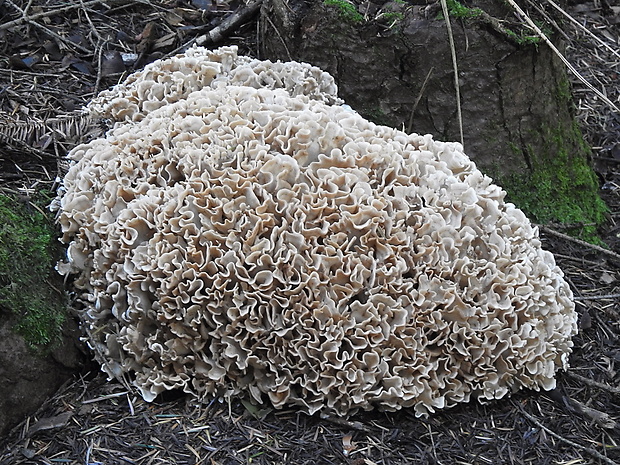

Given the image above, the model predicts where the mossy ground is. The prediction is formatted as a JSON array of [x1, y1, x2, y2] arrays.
[[496, 122, 608, 244], [0, 192, 66, 350]]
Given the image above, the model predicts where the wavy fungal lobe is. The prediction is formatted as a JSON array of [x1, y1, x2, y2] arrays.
[[56, 46, 577, 417]]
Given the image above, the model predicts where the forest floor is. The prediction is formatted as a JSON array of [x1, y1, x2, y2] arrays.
[[0, 0, 619, 464]]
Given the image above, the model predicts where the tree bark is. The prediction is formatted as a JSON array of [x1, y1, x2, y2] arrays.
[[259, 0, 606, 230]]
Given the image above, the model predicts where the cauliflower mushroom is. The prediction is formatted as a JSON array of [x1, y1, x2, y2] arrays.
[[56, 46, 577, 417]]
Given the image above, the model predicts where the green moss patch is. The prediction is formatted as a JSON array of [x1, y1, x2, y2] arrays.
[[437, 0, 547, 46], [0, 192, 66, 349], [497, 122, 608, 244], [323, 0, 364, 23], [444, 0, 484, 19]]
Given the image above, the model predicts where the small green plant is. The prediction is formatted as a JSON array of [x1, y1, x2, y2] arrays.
[[438, 0, 550, 47], [323, 0, 364, 23], [443, 0, 484, 19], [504, 28, 542, 46], [0, 192, 66, 349], [381, 11, 405, 24]]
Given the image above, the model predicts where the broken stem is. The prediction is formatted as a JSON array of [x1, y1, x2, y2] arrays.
[[196, 0, 264, 45], [573, 293, 620, 302]]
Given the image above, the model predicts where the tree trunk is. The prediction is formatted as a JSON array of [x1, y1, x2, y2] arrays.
[[259, 0, 607, 235]]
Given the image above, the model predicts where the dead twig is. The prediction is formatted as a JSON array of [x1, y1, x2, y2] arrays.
[[553, 252, 605, 267], [515, 403, 619, 465], [439, 0, 464, 148], [566, 397, 617, 429], [537, 225, 620, 263], [0, 0, 107, 32], [4, 0, 94, 54], [263, 14, 292, 61], [82, 391, 131, 404], [573, 293, 620, 301], [407, 66, 434, 134], [567, 371, 620, 397], [321, 415, 380, 434], [94, 44, 105, 96], [196, 0, 264, 46]]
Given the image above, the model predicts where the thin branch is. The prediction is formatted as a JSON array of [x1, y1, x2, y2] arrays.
[[321, 415, 380, 434], [264, 13, 292, 61], [440, 0, 464, 147], [80, 0, 104, 43], [4, 0, 94, 54], [515, 403, 619, 465], [553, 252, 604, 267], [524, 0, 572, 43], [537, 225, 620, 263], [567, 371, 620, 396], [94, 44, 105, 96], [196, 0, 264, 45], [407, 66, 434, 134], [573, 293, 620, 302]]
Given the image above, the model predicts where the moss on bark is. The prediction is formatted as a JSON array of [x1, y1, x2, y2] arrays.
[[0, 192, 66, 350], [261, 0, 609, 243], [495, 121, 608, 243]]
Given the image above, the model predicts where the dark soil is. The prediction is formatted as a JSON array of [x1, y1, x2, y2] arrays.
[[0, 0, 619, 464]]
